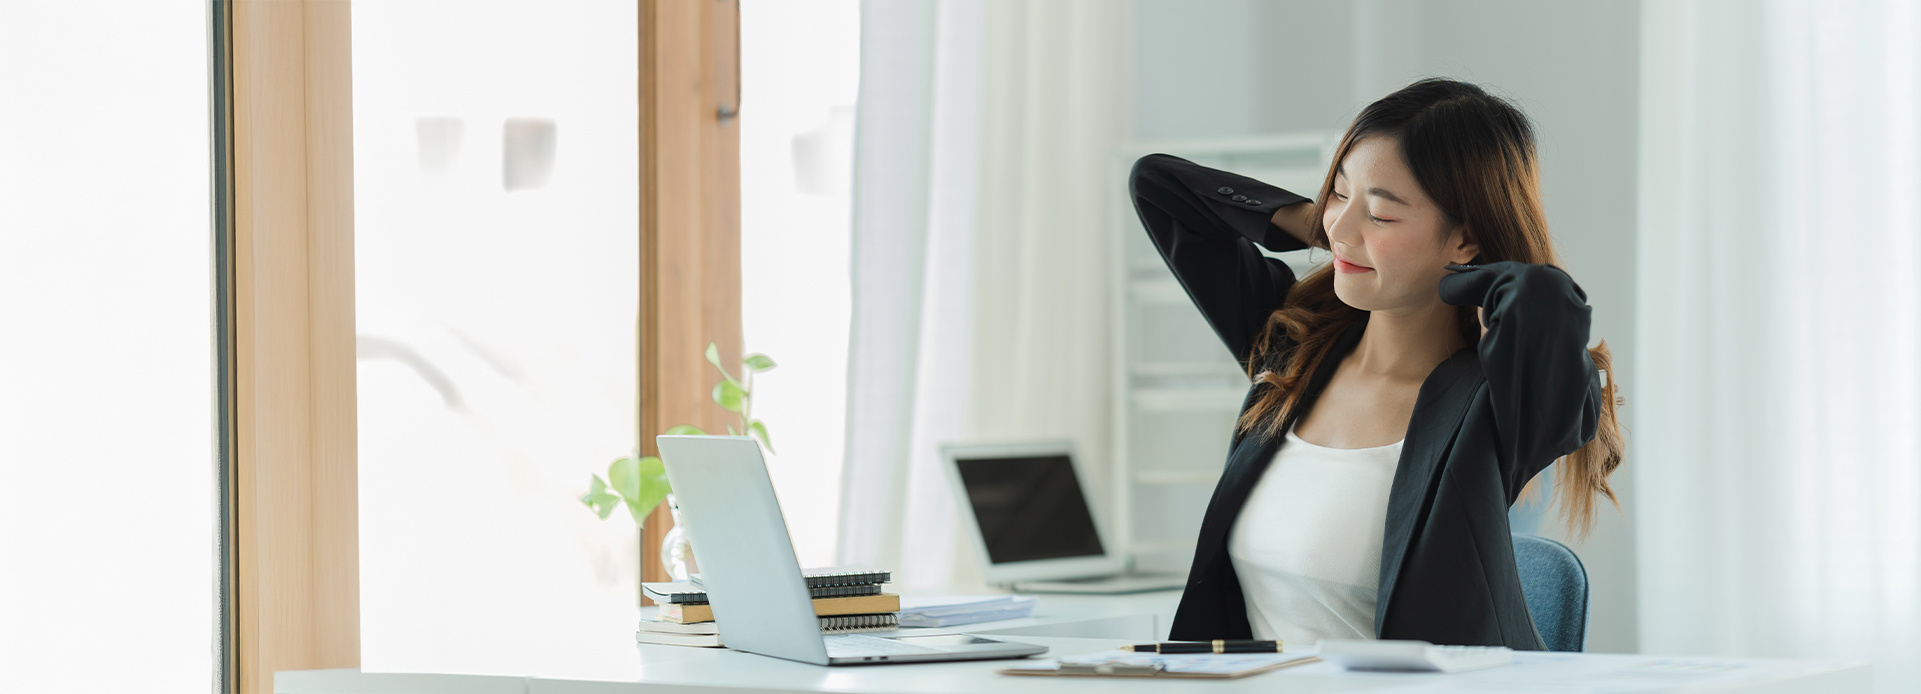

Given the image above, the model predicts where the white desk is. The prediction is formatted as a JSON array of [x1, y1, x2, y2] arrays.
[[278, 590, 1870, 694]]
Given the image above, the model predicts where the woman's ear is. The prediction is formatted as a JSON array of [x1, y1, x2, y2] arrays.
[[1450, 226, 1481, 265]]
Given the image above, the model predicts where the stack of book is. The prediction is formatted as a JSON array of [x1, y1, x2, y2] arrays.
[[636, 567, 897, 648], [630, 616, 723, 648]]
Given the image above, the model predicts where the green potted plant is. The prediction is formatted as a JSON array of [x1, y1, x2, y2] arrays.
[[579, 342, 776, 580]]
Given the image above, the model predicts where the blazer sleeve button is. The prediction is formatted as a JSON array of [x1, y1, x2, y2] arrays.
[[1246, 199, 1261, 205], [1217, 186, 1234, 195], [1232, 194, 1248, 202]]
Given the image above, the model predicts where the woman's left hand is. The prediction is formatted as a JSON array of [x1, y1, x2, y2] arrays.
[[1437, 259, 1601, 469], [1447, 263, 1491, 339]]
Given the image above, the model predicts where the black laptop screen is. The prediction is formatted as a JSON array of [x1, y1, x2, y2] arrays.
[[954, 454, 1105, 564]]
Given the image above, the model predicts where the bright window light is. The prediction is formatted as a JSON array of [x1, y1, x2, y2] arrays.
[[0, 3, 216, 691]]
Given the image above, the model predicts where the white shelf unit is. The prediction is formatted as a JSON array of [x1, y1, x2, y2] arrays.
[[1109, 133, 1338, 575]]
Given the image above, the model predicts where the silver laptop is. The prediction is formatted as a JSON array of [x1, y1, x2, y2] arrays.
[[940, 440, 1185, 594], [656, 435, 1048, 665]]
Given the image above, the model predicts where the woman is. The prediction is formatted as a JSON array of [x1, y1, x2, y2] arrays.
[[1126, 77, 1625, 650]]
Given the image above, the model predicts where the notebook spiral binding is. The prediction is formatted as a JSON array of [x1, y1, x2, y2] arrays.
[[819, 612, 899, 633], [802, 568, 892, 588]]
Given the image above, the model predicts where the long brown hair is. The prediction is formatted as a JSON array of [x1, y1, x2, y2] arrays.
[[1235, 77, 1625, 540]]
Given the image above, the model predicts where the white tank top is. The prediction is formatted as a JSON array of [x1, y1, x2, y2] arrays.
[[1227, 420, 1404, 645]]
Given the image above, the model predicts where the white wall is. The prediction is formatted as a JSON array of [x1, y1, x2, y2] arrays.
[[1131, 0, 1642, 653]]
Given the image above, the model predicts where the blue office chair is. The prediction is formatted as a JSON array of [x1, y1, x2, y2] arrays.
[[1512, 533, 1589, 652]]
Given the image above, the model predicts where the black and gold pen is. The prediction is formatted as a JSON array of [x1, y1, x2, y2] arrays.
[[1119, 639, 1282, 654]]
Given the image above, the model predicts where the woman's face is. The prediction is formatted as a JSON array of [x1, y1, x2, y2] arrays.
[[1321, 135, 1480, 314]]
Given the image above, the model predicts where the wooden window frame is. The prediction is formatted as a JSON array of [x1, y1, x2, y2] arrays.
[[637, 0, 743, 588], [215, 0, 740, 690], [218, 2, 358, 693]]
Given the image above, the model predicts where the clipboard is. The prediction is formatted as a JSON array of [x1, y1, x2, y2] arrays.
[[998, 649, 1321, 679]]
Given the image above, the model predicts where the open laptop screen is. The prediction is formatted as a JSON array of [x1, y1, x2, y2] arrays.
[[953, 454, 1104, 564]]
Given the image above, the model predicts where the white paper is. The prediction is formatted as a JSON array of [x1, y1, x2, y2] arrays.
[[898, 595, 1037, 627], [899, 594, 1021, 614]]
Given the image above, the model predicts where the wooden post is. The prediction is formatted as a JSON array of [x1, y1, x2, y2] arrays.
[[638, 0, 744, 588], [222, 1, 359, 691]]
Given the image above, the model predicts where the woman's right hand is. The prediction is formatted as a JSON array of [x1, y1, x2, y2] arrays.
[[1269, 200, 1317, 247]]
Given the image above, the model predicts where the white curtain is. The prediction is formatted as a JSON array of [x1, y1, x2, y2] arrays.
[[1636, 1, 1921, 691], [838, 0, 941, 582], [840, 0, 1129, 589]]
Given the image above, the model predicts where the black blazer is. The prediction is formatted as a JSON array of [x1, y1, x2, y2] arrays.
[[1127, 153, 1604, 650]]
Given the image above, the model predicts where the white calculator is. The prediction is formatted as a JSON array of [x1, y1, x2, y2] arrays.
[[1314, 639, 1513, 673]]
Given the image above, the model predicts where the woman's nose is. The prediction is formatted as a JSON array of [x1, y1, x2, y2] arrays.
[[1325, 200, 1361, 246]]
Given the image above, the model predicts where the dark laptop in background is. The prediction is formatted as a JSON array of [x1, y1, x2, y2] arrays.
[[940, 441, 1185, 594]]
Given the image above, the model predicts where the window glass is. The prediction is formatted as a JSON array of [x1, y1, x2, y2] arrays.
[[0, 3, 217, 691], [739, 0, 860, 567], [353, 0, 641, 674]]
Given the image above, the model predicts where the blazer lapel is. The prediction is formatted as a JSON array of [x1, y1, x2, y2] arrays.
[[1193, 318, 1370, 577], [1372, 346, 1485, 636]]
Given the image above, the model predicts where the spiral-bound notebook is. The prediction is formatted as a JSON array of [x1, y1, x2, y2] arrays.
[[690, 566, 891, 589], [645, 580, 883, 604], [657, 592, 901, 624], [818, 613, 900, 632]]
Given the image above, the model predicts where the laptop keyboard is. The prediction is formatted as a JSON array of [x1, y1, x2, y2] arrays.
[[824, 634, 946, 658]]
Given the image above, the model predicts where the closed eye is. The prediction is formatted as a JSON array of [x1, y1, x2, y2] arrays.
[[1333, 191, 1389, 223]]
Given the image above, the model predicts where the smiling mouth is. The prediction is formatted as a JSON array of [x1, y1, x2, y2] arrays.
[[1334, 256, 1374, 273]]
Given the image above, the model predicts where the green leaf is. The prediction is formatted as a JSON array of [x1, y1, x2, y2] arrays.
[[622, 455, 672, 526], [664, 424, 707, 436], [726, 424, 739, 436], [580, 474, 620, 519], [704, 342, 742, 387], [608, 455, 641, 500], [749, 419, 774, 454], [713, 378, 747, 413], [581, 474, 607, 507], [742, 353, 777, 372]]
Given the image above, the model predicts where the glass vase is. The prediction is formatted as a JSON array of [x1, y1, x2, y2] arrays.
[[659, 493, 698, 581]]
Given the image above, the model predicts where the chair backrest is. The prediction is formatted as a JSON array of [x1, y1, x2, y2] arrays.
[[1512, 533, 1589, 652]]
